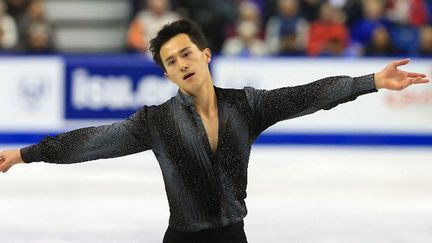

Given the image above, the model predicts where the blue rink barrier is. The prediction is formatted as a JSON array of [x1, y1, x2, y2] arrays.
[[1, 132, 432, 146], [255, 133, 432, 146], [0, 133, 57, 145]]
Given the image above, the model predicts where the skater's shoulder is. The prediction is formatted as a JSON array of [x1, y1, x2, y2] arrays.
[[215, 86, 253, 108], [215, 86, 250, 98]]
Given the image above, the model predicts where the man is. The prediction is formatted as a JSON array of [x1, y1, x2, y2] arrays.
[[0, 19, 429, 243]]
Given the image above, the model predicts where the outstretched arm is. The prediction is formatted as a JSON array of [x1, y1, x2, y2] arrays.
[[0, 106, 152, 173], [374, 59, 429, 90], [246, 59, 429, 137], [246, 74, 376, 136]]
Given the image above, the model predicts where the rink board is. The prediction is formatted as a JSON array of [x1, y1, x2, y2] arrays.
[[0, 56, 431, 145]]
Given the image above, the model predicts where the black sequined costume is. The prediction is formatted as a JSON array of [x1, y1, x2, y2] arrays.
[[21, 74, 377, 232]]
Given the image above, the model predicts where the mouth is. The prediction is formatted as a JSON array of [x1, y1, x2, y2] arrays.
[[183, 73, 195, 80]]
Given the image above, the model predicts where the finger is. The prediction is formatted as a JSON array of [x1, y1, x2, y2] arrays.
[[407, 72, 427, 78], [392, 58, 410, 68], [403, 77, 429, 89], [410, 78, 430, 84], [3, 165, 12, 173], [0, 158, 9, 170]]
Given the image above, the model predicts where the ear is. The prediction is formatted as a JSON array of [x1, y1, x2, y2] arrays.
[[204, 48, 212, 63]]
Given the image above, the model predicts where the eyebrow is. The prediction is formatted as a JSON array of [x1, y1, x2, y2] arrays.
[[164, 47, 191, 63]]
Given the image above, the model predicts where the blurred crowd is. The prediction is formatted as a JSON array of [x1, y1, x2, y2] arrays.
[[1, 0, 431, 57], [0, 0, 52, 53], [128, 0, 432, 57]]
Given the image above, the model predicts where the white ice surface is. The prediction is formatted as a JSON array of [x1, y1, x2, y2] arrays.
[[1, 145, 432, 243]]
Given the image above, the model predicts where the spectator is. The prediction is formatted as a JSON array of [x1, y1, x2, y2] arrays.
[[265, 0, 308, 55], [0, 0, 17, 50], [127, 0, 180, 54], [299, 0, 324, 22], [384, 0, 420, 55], [238, 1, 261, 23], [222, 19, 269, 56], [18, 0, 52, 52], [242, 0, 267, 17], [263, 0, 279, 23], [178, 0, 237, 53], [350, 0, 389, 46], [391, 24, 420, 56], [386, 0, 410, 25], [364, 25, 399, 56], [4, 0, 29, 20], [418, 25, 432, 56], [226, 1, 262, 39], [129, 0, 180, 21], [306, 3, 349, 56], [387, 0, 429, 27], [410, 0, 429, 27], [343, 0, 364, 26], [25, 22, 53, 53]]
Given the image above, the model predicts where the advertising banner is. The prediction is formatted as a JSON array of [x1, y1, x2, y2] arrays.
[[64, 55, 177, 119], [213, 58, 432, 135], [0, 57, 64, 131], [1, 55, 430, 146]]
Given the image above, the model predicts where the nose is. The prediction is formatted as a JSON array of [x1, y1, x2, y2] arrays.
[[178, 59, 188, 72]]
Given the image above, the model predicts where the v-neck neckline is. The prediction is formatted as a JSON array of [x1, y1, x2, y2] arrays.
[[197, 97, 223, 159], [176, 87, 224, 159]]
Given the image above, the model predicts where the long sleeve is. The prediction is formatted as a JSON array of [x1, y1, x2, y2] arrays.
[[245, 74, 377, 137], [20, 106, 152, 164]]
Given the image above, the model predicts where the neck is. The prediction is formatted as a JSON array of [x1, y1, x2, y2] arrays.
[[195, 87, 217, 116], [181, 81, 217, 116], [197, 80, 217, 116]]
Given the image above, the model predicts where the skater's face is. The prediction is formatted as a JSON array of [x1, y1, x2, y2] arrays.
[[160, 33, 212, 94]]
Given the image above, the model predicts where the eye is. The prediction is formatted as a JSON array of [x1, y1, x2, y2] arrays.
[[182, 51, 191, 58], [167, 59, 176, 66]]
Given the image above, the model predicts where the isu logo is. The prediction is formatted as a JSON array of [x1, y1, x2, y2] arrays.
[[18, 78, 49, 110], [71, 68, 176, 110]]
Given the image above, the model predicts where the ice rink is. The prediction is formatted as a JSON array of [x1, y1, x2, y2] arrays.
[[1, 145, 432, 243]]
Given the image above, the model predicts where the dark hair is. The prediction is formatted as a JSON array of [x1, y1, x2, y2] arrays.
[[149, 19, 209, 70]]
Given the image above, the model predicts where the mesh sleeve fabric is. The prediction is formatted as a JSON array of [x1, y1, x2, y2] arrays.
[[244, 74, 377, 137], [21, 106, 152, 164]]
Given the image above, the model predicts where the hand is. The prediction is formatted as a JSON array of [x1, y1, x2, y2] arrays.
[[0, 149, 24, 173], [374, 59, 429, 90]]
